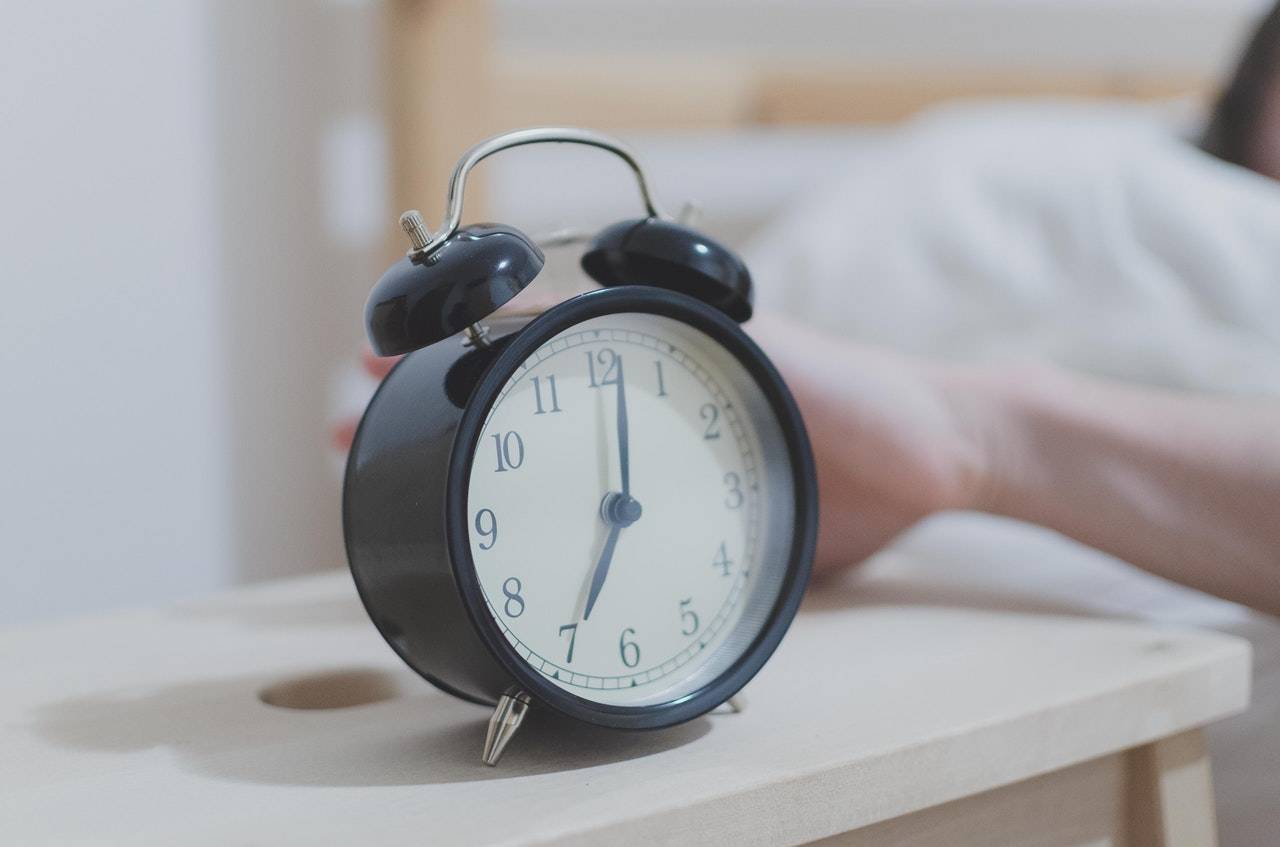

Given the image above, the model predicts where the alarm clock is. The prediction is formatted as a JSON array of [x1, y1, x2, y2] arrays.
[[344, 127, 817, 765]]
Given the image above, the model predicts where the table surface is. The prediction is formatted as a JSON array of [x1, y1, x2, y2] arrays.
[[0, 561, 1250, 846]]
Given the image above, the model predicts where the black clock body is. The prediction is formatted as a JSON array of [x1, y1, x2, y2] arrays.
[[343, 285, 817, 730]]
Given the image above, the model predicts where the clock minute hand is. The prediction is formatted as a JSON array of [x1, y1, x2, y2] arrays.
[[616, 356, 630, 496]]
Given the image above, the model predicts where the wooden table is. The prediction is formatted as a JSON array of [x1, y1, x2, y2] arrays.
[[1, 563, 1248, 846]]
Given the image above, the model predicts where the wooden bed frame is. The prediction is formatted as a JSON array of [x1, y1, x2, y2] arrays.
[[384, 0, 1222, 246]]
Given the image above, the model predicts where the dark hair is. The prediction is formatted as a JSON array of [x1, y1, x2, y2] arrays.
[[1202, 3, 1280, 170]]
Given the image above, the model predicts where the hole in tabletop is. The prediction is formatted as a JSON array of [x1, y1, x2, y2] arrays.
[[258, 667, 411, 710]]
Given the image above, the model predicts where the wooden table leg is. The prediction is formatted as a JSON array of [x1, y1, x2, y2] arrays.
[[1127, 729, 1219, 847]]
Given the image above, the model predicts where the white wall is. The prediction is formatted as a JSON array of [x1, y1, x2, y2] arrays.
[[207, 2, 384, 589], [0, 4, 230, 623], [0, 2, 383, 625]]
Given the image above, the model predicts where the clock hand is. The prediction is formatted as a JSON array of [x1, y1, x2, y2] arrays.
[[616, 356, 630, 496], [582, 493, 643, 621], [583, 523, 622, 621], [583, 356, 642, 622]]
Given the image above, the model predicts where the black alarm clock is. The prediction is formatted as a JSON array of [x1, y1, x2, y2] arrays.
[[344, 128, 817, 765]]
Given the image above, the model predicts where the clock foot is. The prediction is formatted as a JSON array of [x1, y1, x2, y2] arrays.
[[482, 690, 531, 766], [727, 695, 746, 713]]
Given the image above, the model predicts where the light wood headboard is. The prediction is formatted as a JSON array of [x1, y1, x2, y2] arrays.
[[384, 0, 1237, 243]]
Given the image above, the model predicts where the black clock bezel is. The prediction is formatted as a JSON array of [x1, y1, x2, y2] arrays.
[[444, 285, 817, 730]]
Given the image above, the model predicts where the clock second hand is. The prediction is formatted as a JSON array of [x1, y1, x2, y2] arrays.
[[583, 356, 640, 621]]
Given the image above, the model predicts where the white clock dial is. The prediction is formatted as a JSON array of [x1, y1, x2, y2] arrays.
[[466, 311, 794, 707]]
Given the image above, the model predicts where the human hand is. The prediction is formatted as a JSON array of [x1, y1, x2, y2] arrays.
[[332, 349, 401, 452], [747, 314, 986, 574], [332, 285, 567, 452], [334, 312, 988, 575]]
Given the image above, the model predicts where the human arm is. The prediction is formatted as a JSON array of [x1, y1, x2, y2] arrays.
[[750, 313, 1280, 614], [955, 360, 1280, 614], [337, 311, 1280, 614]]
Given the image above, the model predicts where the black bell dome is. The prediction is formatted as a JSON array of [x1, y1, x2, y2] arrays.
[[365, 224, 544, 356], [581, 218, 752, 322]]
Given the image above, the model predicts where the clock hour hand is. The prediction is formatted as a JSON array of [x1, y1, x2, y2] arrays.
[[583, 523, 622, 621], [582, 492, 642, 620]]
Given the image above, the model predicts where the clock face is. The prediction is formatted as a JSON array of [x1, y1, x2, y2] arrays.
[[465, 311, 796, 708]]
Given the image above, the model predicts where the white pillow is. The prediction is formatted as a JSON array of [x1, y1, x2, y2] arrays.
[[745, 101, 1280, 395]]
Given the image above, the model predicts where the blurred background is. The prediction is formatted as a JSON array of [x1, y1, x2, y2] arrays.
[[0, 0, 1269, 625]]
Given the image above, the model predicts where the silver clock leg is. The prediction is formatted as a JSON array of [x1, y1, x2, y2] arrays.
[[482, 690, 531, 766], [727, 695, 746, 713]]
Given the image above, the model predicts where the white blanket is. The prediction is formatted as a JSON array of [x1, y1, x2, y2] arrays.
[[743, 101, 1280, 844]]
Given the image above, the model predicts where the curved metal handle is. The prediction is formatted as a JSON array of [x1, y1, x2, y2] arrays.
[[416, 127, 669, 255]]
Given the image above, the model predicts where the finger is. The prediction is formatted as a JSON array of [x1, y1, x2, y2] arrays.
[[332, 419, 358, 452], [362, 349, 401, 379], [496, 282, 577, 316]]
